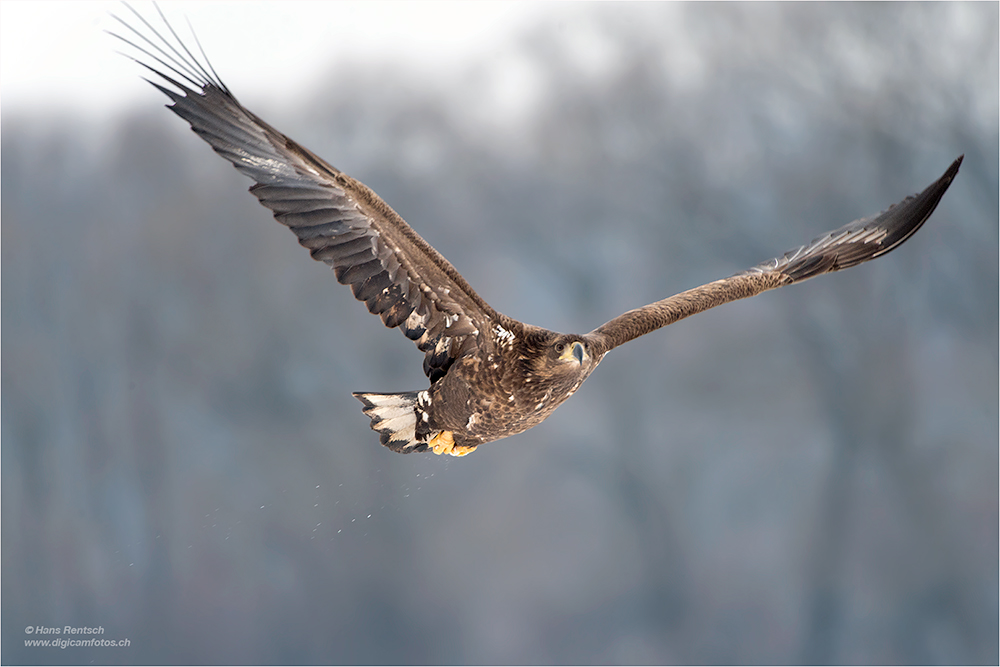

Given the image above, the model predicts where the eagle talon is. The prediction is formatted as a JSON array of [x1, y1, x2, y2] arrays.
[[428, 431, 476, 456]]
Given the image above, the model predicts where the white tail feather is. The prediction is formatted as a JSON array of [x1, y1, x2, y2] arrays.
[[352, 391, 431, 453]]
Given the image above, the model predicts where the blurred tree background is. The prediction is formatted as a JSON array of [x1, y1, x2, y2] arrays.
[[3, 2, 997, 664]]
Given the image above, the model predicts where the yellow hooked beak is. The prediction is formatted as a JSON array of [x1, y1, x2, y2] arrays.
[[559, 341, 588, 364]]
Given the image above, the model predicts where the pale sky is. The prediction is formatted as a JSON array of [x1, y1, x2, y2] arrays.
[[0, 1, 551, 118]]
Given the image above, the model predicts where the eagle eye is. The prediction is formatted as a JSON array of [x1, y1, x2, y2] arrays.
[[555, 342, 566, 353]]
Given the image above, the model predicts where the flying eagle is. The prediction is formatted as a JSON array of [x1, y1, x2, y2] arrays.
[[112, 8, 962, 457]]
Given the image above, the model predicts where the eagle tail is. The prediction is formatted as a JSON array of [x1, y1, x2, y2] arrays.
[[352, 391, 432, 453]]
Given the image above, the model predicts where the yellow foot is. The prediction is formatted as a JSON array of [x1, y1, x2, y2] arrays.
[[428, 431, 477, 457]]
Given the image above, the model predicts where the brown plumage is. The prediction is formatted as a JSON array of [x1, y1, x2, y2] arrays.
[[111, 7, 962, 456]]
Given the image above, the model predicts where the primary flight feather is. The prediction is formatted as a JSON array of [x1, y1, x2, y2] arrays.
[[111, 6, 962, 457]]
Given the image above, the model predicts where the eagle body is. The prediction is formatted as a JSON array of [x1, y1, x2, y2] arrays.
[[113, 8, 961, 456], [357, 325, 603, 454]]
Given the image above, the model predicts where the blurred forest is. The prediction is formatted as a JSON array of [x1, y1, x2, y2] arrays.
[[3, 3, 997, 664]]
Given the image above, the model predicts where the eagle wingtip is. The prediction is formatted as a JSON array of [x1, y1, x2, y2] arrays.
[[945, 154, 963, 182]]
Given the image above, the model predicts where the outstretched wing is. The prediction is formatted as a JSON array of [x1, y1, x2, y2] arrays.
[[587, 156, 962, 354], [110, 6, 495, 383]]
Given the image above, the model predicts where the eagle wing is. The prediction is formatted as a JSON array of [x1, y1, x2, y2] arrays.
[[111, 7, 495, 382], [588, 156, 962, 353]]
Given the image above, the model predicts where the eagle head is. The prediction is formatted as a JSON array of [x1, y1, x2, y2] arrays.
[[533, 333, 598, 379], [554, 338, 590, 365], [508, 333, 601, 411]]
